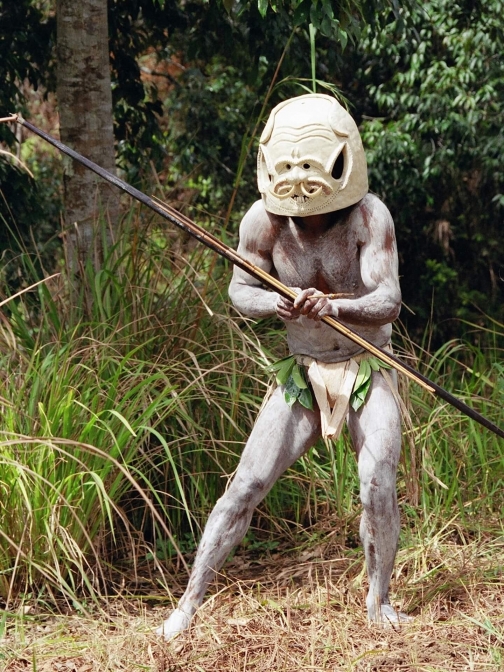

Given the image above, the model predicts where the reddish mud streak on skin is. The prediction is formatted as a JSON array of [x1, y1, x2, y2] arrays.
[[157, 193, 410, 640]]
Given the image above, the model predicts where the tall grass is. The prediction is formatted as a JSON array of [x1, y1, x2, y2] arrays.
[[399, 333, 504, 527], [0, 215, 277, 606], [0, 211, 503, 613]]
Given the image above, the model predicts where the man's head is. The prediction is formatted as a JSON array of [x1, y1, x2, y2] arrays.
[[257, 94, 368, 217]]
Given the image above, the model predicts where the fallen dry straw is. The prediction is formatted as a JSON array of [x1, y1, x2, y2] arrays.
[[2, 526, 503, 671]]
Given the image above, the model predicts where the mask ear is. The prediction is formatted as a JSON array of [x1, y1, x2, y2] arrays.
[[327, 102, 349, 138], [257, 147, 273, 195]]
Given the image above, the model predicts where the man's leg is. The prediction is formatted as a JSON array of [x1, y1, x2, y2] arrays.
[[157, 386, 321, 639], [347, 370, 409, 624]]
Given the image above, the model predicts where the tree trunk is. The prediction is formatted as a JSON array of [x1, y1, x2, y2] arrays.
[[56, 0, 119, 274]]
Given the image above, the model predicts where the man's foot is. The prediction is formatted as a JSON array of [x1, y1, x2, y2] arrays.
[[371, 603, 413, 627], [156, 607, 192, 641]]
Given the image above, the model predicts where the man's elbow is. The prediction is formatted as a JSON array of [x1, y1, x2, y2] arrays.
[[228, 282, 278, 318], [228, 281, 237, 304], [228, 281, 255, 316], [387, 291, 402, 323], [228, 280, 249, 310], [371, 290, 401, 326], [391, 292, 402, 322]]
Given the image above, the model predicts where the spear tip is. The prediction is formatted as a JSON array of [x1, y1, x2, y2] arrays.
[[0, 114, 19, 124]]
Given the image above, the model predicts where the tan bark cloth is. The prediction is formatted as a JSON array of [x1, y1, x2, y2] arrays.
[[297, 345, 393, 440]]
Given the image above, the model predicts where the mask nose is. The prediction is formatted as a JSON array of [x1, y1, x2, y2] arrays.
[[287, 166, 308, 184]]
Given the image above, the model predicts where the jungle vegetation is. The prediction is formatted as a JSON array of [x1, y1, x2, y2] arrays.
[[0, 3, 503, 667]]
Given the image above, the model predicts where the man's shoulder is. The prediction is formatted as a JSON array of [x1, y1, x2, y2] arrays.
[[349, 193, 394, 231], [360, 193, 392, 218], [241, 199, 269, 223], [240, 200, 286, 237]]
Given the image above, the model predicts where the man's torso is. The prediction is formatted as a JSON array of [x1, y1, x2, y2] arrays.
[[260, 195, 394, 362]]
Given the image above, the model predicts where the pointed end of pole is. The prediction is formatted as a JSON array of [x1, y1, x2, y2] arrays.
[[0, 114, 19, 124]]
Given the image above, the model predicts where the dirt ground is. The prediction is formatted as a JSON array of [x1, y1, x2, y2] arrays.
[[1, 532, 503, 671]]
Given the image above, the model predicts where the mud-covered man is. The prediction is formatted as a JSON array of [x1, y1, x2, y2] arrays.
[[158, 94, 409, 639]]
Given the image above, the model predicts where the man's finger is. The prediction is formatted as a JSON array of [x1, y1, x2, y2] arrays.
[[294, 287, 318, 308], [308, 301, 325, 319], [300, 296, 323, 314]]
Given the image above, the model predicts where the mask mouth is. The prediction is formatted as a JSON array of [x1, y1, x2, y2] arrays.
[[271, 179, 330, 202]]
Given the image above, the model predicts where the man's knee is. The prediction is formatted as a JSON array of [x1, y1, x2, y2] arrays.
[[359, 460, 398, 513], [223, 472, 270, 510]]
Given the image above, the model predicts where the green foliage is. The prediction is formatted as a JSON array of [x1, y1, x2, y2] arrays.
[[355, 0, 504, 340], [265, 355, 313, 409], [0, 1, 59, 277], [255, 0, 397, 47], [0, 0, 55, 125], [350, 356, 391, 411], [107, 0, 185, 178], [160, 59, 264, 217]]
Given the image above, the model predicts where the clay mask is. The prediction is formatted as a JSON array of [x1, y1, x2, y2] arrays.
[[257, 94, 368, 216]]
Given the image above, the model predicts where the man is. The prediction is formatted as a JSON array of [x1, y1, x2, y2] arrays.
[[158, 94, 408, 639]]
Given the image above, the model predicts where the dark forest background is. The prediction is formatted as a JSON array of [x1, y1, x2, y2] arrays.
[[1, 0, 503, 345]]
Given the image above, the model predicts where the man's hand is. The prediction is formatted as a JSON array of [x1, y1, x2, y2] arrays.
[[276, 288, 302, 321], [295, 287, 339, 320], [277, 287, 340, 322]]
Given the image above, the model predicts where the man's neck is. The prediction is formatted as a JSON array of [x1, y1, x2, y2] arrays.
[[292, 212, 336, 236]]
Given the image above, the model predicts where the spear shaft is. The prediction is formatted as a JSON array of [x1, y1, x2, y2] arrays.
[[12, 115, 504, 440]]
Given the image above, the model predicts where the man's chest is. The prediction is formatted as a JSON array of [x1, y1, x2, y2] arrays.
[[270, 223, 363, 292]]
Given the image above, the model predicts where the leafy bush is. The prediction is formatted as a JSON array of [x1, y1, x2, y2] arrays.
[[354, 0, 504, 341]]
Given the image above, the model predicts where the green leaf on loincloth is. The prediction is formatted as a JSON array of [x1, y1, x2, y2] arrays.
[[354, 359, 371, 390], [350, 357, 389, 411], [283, 375, 298, 407], [264, 354, 295, 373], [350, 376, 372, 411], [369, 356, 391, 371], [291, 362, 308, 389], [297, 384, 314, 410], [273, 356, 296, 386], [266, 356, 314, 410], [368, 357, 381, 372], [286, 364, 314, 409]]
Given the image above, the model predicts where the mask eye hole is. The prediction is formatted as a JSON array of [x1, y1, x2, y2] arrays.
[[331, 152, 344, 180], [285, 163, 292, 170], [303, 163, 310, 169]]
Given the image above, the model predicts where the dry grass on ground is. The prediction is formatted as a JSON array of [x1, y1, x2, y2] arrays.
[[1, 530, 503, 672]]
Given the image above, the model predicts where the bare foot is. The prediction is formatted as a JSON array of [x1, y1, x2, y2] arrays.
[[156, 607, 192, 641], [372, 603, 413, 627]]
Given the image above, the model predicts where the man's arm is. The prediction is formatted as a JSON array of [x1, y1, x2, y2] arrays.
[[228, 201, 283, 318], [294, 195, 401, 326]]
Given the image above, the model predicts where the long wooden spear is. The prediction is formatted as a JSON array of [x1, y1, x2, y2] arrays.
[[7, 114, 504, 440]]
